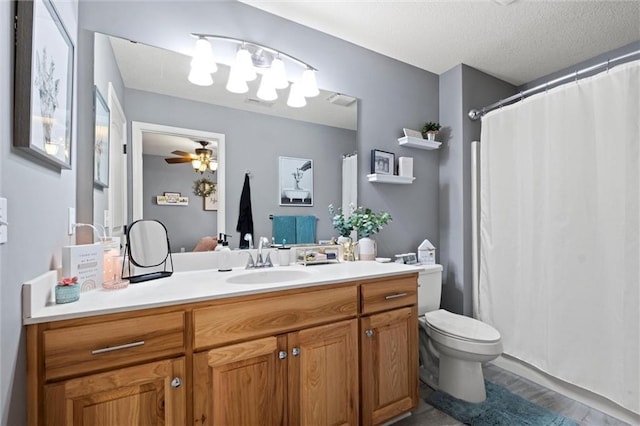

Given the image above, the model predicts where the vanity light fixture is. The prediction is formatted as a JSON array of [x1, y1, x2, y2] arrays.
[[189, 34, 319, 107]]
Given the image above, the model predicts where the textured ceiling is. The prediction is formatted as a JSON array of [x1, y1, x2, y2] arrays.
[[239, 0, 640, 86]]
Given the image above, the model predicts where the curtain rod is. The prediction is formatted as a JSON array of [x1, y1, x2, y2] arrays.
[[468, 49, 640, 121]]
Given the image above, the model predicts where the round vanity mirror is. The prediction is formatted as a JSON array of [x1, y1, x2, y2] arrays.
[[127, 219, 171, 267]]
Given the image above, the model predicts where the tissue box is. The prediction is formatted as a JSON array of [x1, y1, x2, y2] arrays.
[[62, 244, 103, 291]]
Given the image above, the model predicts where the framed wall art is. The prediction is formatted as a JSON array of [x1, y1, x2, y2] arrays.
[[94, 87, 110, 188], [14, 0, 74, 169], [371, 149, 395, 175], [279, 157, 313, 206]]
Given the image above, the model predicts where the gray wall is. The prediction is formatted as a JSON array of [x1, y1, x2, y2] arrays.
[[76, 1, 441, 258], [128, 89, 356, 249], [438, 65, 516, 316], [1, 1, 79, 424]]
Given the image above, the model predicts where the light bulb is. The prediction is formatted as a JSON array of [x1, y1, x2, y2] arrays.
[[191, 159, 202, 169], [188, 66, 213, 86], [301, 68, 319, 97], [235, 47, 256, 82], [191, 37, 217, 74], [269, 57, 289, 89], [287, 82, 307, 108], [257, 73, 278, 102], [226, 65, 249, 94], [209, 161, 218, 171]]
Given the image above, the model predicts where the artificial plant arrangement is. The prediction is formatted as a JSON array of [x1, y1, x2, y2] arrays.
[[422, 121, 441, 139], [328, 204, 393, 239]]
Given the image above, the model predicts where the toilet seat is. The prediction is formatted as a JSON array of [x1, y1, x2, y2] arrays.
[[425, 309, 500, 343]]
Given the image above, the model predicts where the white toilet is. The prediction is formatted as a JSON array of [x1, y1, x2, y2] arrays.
[[418, 265, 502, 403]]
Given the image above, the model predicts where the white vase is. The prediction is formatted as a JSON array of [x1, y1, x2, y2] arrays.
[[358, 237, 376, 261]]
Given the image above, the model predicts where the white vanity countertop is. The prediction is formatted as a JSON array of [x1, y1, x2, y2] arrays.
[[23, 262, 439, 325]]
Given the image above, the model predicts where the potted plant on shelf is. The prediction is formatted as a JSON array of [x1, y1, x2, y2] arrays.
[[422, 121, 441, 141], [55, 276, 80, 304]]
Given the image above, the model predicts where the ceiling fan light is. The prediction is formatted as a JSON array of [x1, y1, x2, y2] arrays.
[[226, 65, 249, 94], [287, 82, 307, 108], [191, 159, 202, 170], [191, 37, 218, 74], [188, 66, 213, 86], [209, 161, 218, 171], [270, 57, 289, 89], [235, 47, 257, 82], [301, 68, 319, 97], [257, 73, 278, 102]]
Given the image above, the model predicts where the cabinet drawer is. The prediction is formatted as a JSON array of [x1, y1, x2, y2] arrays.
[[193, 285, 357, 350], [43, 311, 185, 381], [360, 275, 417, 315]]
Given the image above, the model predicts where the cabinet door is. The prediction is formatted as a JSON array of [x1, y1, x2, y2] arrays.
[[361, 307, 418, 426], [288, 319, 358, 426], [44, 357, 185, 426], [193, 336, 286, 426]]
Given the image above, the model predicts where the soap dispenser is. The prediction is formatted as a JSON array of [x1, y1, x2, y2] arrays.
[[216, 233, 232, 272]]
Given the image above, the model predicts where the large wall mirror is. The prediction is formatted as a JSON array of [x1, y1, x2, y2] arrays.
[[93, 32, 357, 251]]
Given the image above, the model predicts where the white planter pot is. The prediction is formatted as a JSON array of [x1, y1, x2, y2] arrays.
[[358, 237, 376, 261]]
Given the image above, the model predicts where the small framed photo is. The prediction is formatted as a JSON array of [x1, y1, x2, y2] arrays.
[[93, 86, 110, 188], [371, 149, 395, 175], [164, 192, 180, 203]]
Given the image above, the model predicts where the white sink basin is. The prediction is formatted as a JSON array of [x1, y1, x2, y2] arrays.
[[226, 269, 313, 285]]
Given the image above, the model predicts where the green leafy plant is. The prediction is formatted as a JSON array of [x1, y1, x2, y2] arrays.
[[422, 121, 441, 134], [328, 204, 392, 239]]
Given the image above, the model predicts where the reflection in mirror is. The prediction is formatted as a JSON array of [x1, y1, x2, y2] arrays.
[[94, 32, 357, 252], [124, 219, 174, 283]]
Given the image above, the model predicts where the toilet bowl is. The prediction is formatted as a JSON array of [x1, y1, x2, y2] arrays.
[[418, 267, 502, 403]]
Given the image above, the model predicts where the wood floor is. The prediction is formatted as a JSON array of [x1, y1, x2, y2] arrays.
[[393, 363, 631, 426]]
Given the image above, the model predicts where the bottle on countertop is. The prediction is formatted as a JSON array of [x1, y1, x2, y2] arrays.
[[216, 233, 232, 272]]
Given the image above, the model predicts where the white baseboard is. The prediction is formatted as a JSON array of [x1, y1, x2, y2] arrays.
[[492, 355, 639, 425]]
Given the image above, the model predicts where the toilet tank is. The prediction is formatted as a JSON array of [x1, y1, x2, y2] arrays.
[[418, 264, 443, 316]]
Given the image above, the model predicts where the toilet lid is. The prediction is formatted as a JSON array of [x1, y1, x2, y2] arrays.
[[425, 309, 501, 343]]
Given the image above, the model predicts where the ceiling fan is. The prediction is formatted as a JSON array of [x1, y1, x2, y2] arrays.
[[164, 140, 217, 174]]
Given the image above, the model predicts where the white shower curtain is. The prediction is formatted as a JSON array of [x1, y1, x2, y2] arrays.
[[479, 61, 639, 414]]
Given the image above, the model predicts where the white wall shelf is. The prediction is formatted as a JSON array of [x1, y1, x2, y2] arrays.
[[398, 136, 441, 150], [367, 174, 415, 184]]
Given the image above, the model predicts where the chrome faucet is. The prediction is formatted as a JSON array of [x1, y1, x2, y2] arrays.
[[245, 236, 273, 269]]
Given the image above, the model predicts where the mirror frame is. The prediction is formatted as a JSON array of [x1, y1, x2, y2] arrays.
[[131, 121, 226, 234]]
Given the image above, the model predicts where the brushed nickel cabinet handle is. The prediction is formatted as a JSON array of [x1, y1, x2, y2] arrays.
[[365, 329, 374, 338], [171, 377, 182, 388], [385, 292, 407, 300], [292, 347, 300, 357], [91, 340, 145, 355], [278, 350, 288, 360]]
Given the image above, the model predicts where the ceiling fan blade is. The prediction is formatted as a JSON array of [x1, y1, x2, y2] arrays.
[[171, 150, 196, 158], [165, 157, 193, 164]]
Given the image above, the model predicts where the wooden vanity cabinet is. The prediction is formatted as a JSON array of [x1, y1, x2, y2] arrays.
[[43, 357, 186, 425], [359, 275, 419, 425], [192, 285, 359, 426], [193, 319, 358, 426], [27, 273, 417, 426]]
